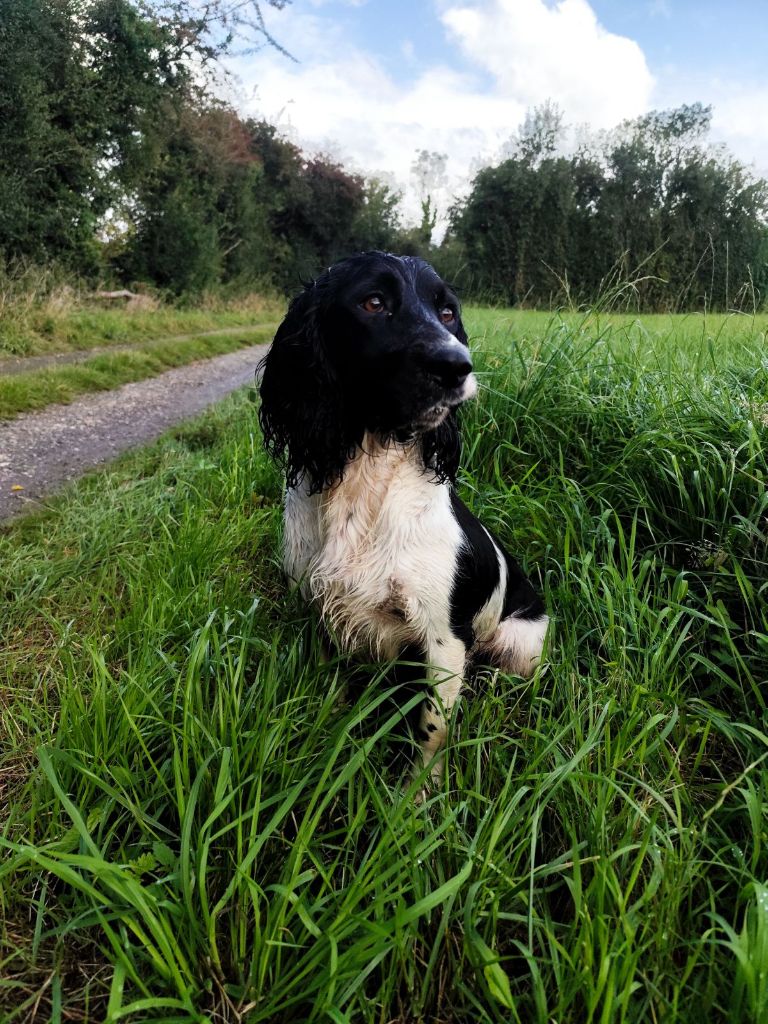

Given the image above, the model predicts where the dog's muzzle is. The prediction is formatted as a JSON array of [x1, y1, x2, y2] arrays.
[[410, 344, 477, 430], [422, 343, 473, 391]]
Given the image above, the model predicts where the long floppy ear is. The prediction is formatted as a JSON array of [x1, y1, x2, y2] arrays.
[[455, 308, 469, 348], [421, 410, 461, 484], [421, 303, 467, 483], [258, 286, 359, 493]]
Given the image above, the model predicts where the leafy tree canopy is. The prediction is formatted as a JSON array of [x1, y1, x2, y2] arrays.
[[449, 103, 768, 311], [1, 4, 766, 311]]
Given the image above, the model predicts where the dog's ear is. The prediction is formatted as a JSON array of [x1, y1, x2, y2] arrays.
[[421, 410, 461, 484], [258, 286, 358, 493], [421, 297, 466, 484], [455, 311, 469, 348]]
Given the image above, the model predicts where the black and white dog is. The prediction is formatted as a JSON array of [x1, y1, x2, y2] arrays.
[[259, 252, 547, 788]]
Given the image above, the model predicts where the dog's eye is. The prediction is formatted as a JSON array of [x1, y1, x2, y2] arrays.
[[361, 295, 386, 314], [439, 306, 456, 324]]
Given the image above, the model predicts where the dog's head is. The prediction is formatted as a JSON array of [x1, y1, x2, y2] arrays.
[[259, 252, 476, 493]]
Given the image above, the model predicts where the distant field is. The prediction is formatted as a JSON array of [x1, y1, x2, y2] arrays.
[[0, 293, 284, 359], [467, 304, 768, 353], [1, 309, 767, 1022]]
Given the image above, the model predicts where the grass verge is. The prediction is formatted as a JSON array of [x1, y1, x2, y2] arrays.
[[1, 310, 767, 1022], [0, 280, 284, 359], [0, 327, 275, 420]]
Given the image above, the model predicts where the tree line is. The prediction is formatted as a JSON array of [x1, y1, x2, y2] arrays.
[[0, 0, 407, 296], [447, 103, 768, 310], [1, 1, 767, 309]]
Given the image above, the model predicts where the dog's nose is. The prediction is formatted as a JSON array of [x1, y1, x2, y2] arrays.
[[423, 346, 473, 389]]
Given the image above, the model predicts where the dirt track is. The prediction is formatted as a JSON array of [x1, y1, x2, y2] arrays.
[[0, 342, 269, 522]]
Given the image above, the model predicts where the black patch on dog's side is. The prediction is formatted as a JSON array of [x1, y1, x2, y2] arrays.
[[499, 547, 547, 622], [448, 490, 500, 647]]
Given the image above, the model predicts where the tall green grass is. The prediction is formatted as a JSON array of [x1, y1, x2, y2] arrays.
[[1, 311, 767, 1022], [0, 262, 283, 358]]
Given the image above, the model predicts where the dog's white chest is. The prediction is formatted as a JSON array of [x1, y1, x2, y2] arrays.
[[283, 439, 461, 655]]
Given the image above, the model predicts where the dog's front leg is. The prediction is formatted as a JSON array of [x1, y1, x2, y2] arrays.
[[417, 635, 466, 791]]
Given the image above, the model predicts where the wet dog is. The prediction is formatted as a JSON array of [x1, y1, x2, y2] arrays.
[[259, 252, 547, 788]]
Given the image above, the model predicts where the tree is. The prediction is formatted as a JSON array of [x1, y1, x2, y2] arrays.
[[0, 0, 107, 270], [503, 100, 565, 166], [244, 124, 362, 290], [663, 154, 768, 309], [119, 102, 265, 293], [348, 179, 402, 255], [410, 150, 449, 250], [0, 0, 292, 279], [138, 0, 294, 62], [449, 155, 579, 304], [0, 0, 204, 271], [448, 103, 768, 310]]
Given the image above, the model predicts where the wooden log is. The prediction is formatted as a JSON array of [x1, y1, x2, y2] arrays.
[[91, 289, 141, 300]]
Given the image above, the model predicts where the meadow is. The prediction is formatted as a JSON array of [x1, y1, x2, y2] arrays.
[[0, 279, 283, 359], [1, 307, 767, 1022]]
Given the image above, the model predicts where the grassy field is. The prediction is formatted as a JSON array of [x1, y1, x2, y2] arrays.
[[1, 308, 767, 1022], [0, 287, 283, 359]]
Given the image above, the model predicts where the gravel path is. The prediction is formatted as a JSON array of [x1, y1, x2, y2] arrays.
[[0, 342, 269, 522]]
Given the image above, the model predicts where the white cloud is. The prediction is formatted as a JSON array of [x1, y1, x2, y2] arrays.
[[225, 0, 657, 229], [650, 67, 768, 178], [709, 87, 768, 177], [439, 0, 654, 128], [713, 90, 768, 148]]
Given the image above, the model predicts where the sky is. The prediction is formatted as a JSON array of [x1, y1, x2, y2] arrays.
[[223, 0, 768, 225]]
